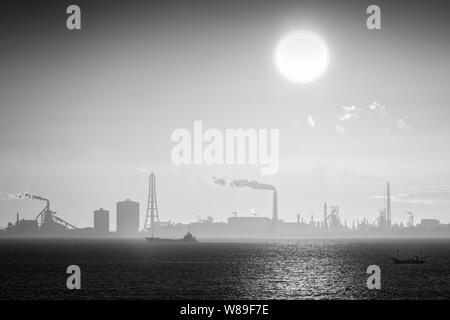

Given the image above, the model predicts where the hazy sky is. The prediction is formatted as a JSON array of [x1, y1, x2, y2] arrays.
[[1, 0, 450, 229]]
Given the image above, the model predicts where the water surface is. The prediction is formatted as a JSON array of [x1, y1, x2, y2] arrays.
[[0, 239, 449, 299]]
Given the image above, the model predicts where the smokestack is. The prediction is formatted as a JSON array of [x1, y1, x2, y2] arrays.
[[323, 202, 328, 229], [272, 190, 278, 222], [297, 214, 300, 223]]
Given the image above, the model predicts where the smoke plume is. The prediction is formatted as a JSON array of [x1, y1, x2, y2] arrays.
[[212, 176, 227, 186], [229, 179, 276, 191], [211, 177, 276, 192], [0, 190, 40, 201]]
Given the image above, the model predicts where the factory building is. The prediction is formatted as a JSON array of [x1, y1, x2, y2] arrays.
[[5, 213, 39, 237], [227, 216, 272, 238], [116, 199, 140, 235], [420, 219, 440, 228], [94, 208, 109, 234]]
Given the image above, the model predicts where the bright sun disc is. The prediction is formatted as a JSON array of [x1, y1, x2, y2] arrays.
[[275, 30, 329, 84]]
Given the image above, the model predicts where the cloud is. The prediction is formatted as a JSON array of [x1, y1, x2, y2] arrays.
[[335, 102, 413, 134], [335, 105, 361, 133], [397, 116, 412, 130], [306, 115, 316, 128], [368, 101, 388, 116], [336, 124, 345, 134], [371, 190, 450, 205], [339, 169, 384, 182], [338, 106, 361, 122]]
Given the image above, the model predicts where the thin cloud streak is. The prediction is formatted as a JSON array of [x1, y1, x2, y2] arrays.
[[371, 190, 450, 205]]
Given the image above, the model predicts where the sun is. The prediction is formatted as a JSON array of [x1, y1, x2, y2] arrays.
[[275, 30, 329, 84]]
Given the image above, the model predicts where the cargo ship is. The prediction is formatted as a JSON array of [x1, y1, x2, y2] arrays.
[[145, 230, 198, 244]]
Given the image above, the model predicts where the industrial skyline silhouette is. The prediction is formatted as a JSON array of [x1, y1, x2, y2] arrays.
[[2, 173, 449, 239]]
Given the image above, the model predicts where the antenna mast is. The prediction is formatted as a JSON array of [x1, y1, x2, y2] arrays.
[[144, 173, 160, 231]]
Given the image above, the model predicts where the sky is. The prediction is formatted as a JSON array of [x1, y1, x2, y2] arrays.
[[1, 0, 450, 230]]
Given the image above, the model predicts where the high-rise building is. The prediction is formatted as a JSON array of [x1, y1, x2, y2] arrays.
[[116, 199, 140, 235], [94, 208, 109, 234]]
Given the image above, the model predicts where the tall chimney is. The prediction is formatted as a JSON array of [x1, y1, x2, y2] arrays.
[[323, 202, 328, 229], [272, 190, 278, 221]]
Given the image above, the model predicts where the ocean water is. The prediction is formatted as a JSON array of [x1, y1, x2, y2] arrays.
[[0, 238, 449, 299]]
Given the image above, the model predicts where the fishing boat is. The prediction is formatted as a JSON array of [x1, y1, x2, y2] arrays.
[[391, 249, 427, 264]]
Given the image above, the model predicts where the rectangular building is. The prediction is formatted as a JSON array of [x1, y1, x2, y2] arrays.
[[420, 219, 440, 228]]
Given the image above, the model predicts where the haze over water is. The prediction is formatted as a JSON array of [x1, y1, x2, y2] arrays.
[[0, 239, 449, 299]]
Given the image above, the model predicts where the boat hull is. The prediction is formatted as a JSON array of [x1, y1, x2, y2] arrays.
[[391, 258, 425, 264], [145, 237, 197, 244]]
